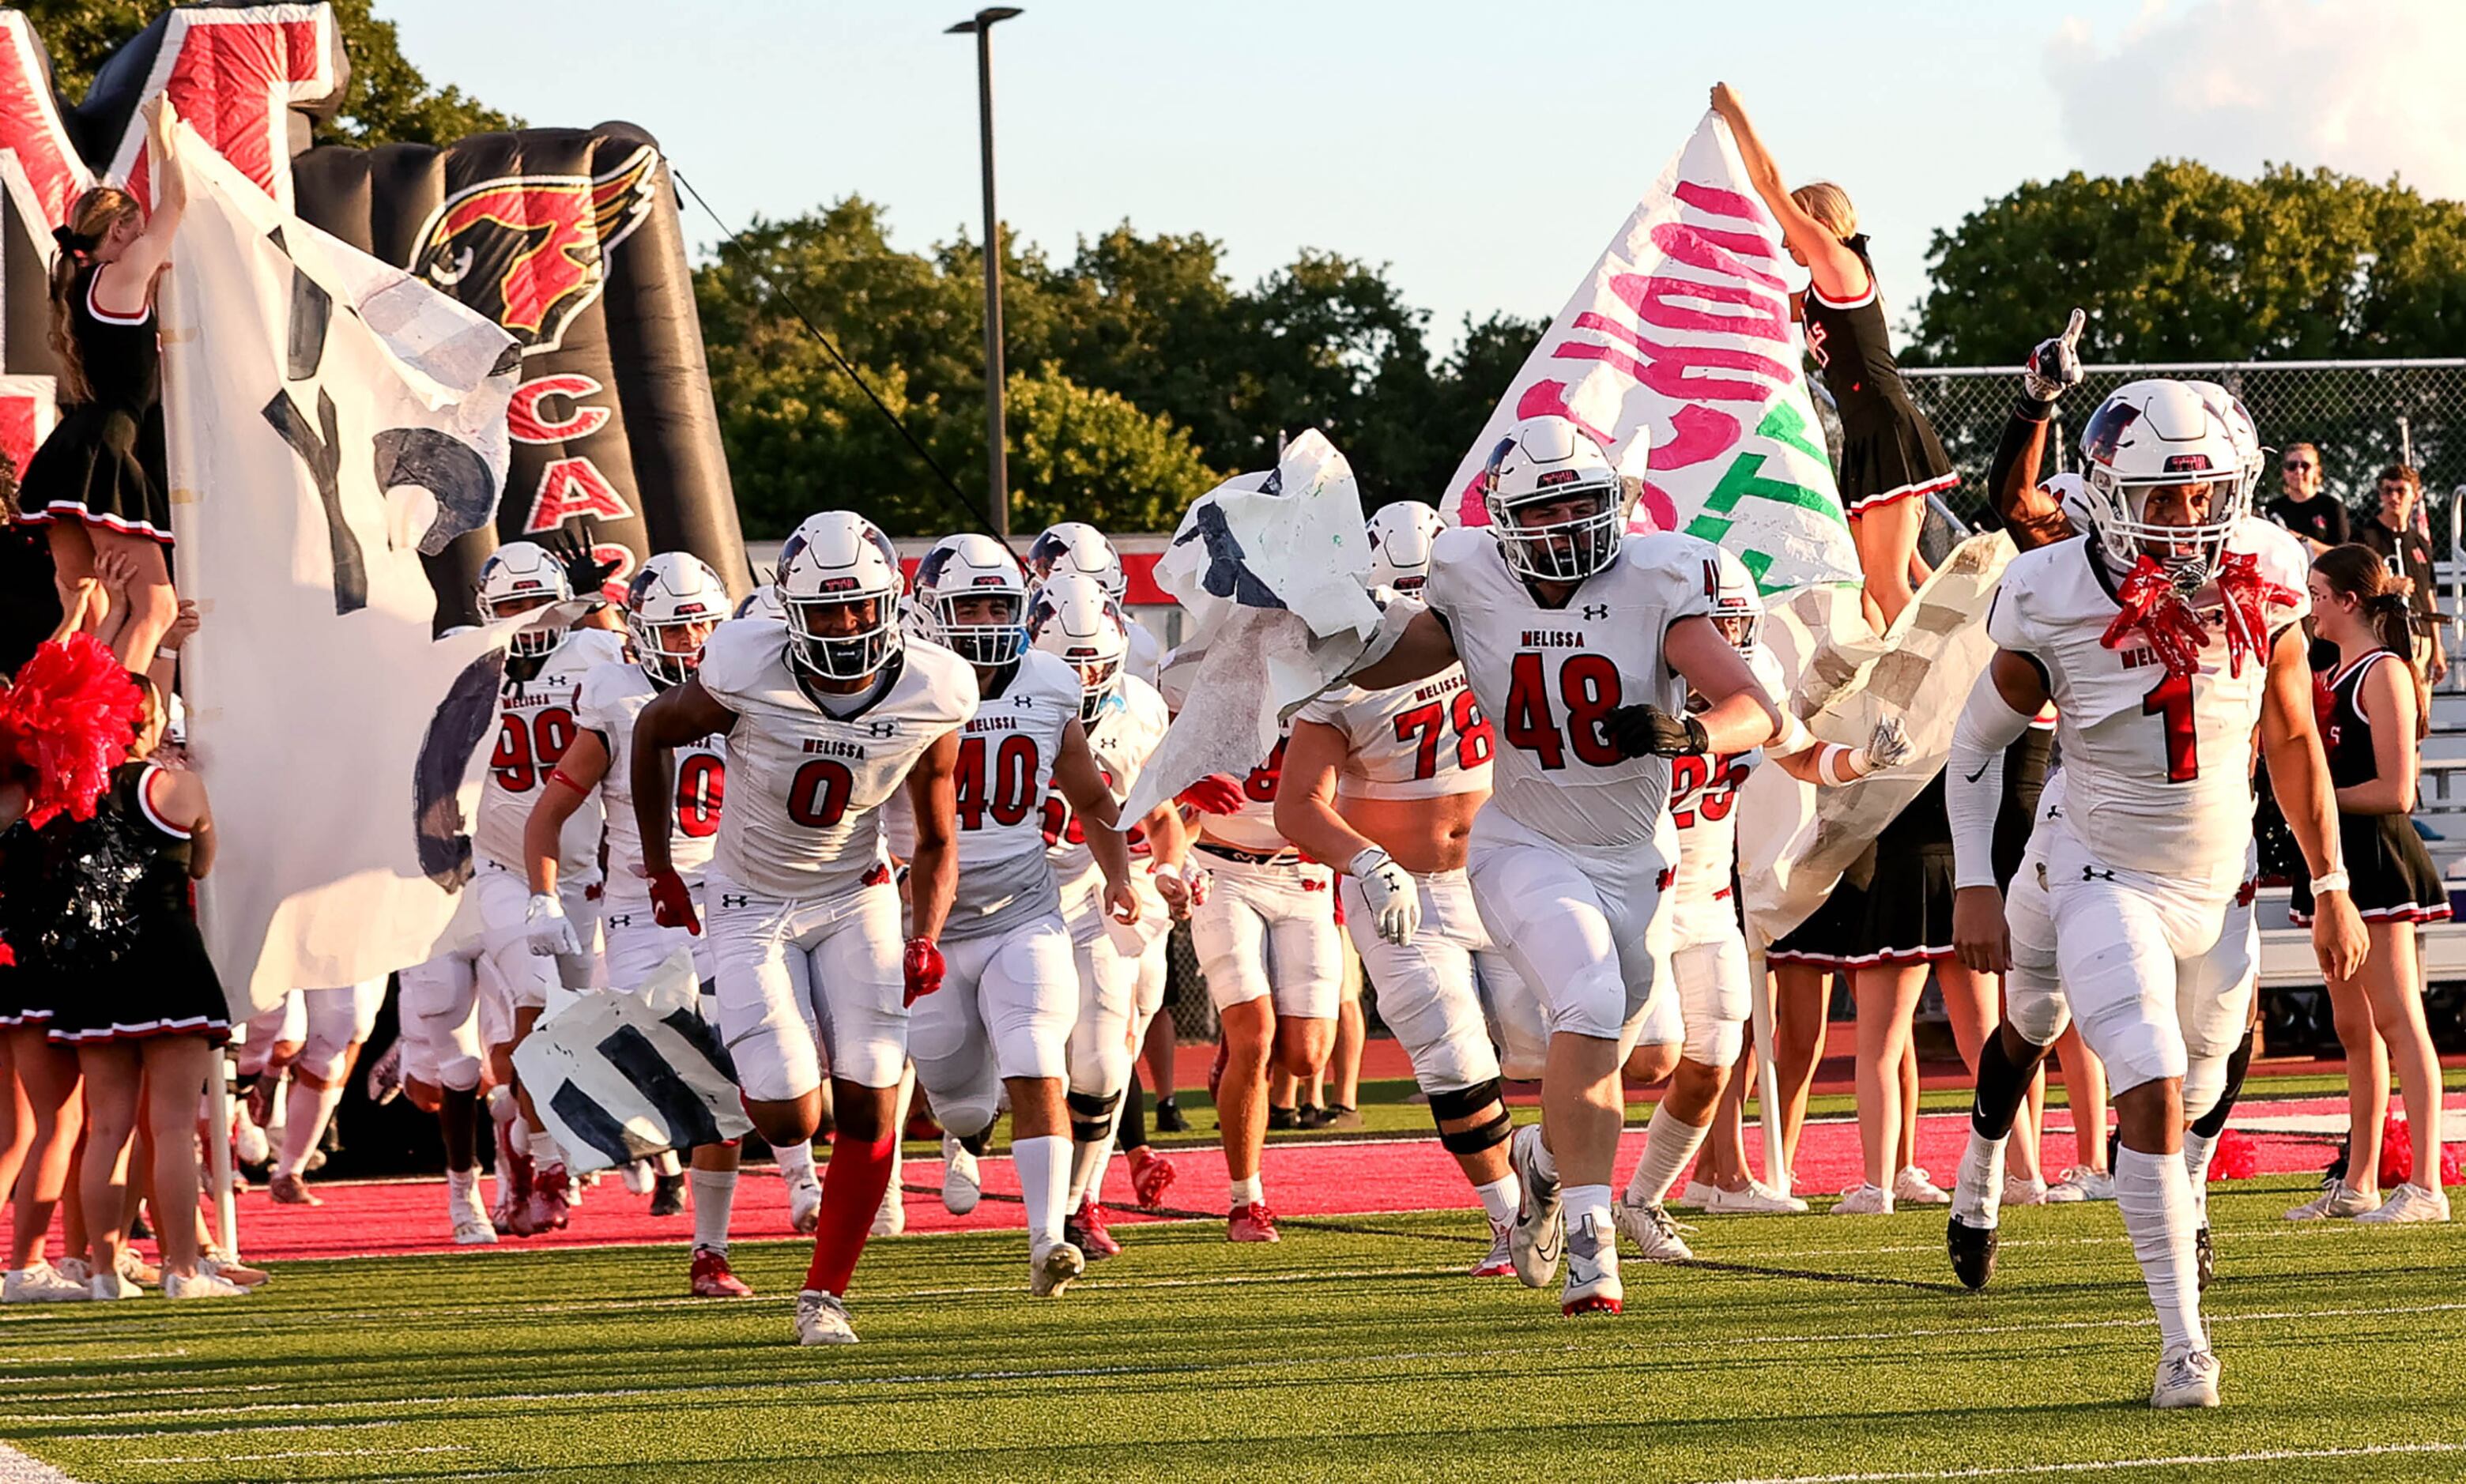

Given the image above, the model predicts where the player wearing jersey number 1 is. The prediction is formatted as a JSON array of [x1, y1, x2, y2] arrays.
[[1349, 416, 1783, 1316], [1944, 371, 2363, 1409], [902, 536, 1144, 1298], [630, 511, 978, 1347]]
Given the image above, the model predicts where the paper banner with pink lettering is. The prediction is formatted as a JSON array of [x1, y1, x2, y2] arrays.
[[1443, 112, 1859, 595]]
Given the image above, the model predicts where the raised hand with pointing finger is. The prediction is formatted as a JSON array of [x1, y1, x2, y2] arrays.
[[2022, 307, 2087, 406]]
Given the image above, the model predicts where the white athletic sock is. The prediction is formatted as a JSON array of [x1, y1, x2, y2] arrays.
[[1473, 1173, 1520, 1226], [1066, 1130, 1112, 1211], [1952, 1129, 2010, 1228], [2180, 1129, 2218, 1226], [775, 1139, 817, 1189], [1229, 1173, 1263, 1209], [691, 1169, 738, 1252], [1624, 1111, 1710, 1208], [1563, 1182, 1614, 1241], [2114, 1147, 2204, 1353], [1531, 1134, 1560, 1185], [527, 1127, 562, 1172], [279, 1077, 345, 1177], [1014, 1136, 1069, 1252]]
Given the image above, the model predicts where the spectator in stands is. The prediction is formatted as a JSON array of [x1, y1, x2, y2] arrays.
[[2265, 443, 2348, 555], [2354, 465, 2448, 685], [2283, 546, 2450, 1223]]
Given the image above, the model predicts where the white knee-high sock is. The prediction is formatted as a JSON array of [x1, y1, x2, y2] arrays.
[[690, 1168, 738, 1252], [775, 1138, 817, 1189], [1953, 1130, 2010, 1227], [1473, 1173, 1520, 1225], [1623, 1110, 1710, 1207], [1013, 1136, 1069, 1252], [2114, 1147, 2204, 1353], [1066, 1101, 1125, 1209], [279, 1077, 345, 1177], [2180, 1129, 2218, 1226]]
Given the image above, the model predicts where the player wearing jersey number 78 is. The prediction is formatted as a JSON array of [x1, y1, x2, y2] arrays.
[[1349, 416, 1783, 1318]]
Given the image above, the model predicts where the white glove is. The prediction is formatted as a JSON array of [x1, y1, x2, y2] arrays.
[[1853, 715, 1914, 774], [1348, 846, 1420, 947], [525, 892, 580, 958], [1182, 860, 1212, 909], [2021, 307, 2086, 405]]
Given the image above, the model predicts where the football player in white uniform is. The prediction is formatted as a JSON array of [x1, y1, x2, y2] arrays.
[[900, 536, 1144, 1297], [631, 511, 977, 1347], [1348, 416, 1782, 1316], [470, 540, 624, 1236], [1943, 376, 2363, 1408], [395, 887, 505, 1245], [1279, 500, 1538, 1276], [239, 981, 384, 1207], [1028, 521, 1164, 687], [1028, 574, 1193, 1258], [1622, 545, 1912, 1238], [522, 551, 764, 1299]]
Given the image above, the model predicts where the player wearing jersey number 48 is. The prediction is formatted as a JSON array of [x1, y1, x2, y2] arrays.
[[1349, 416, 1784, 1317], [1945, 375, 2364, 1409], [630, 510, 979, 1346], [903, 535, 1146, 1298], [520, 551, 757, 1299]]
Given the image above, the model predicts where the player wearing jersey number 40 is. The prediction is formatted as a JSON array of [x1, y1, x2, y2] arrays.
[[1348, 415, 1785, 1319], [1944, 371, 2365, 1411], [629, 510, 979, 1347]]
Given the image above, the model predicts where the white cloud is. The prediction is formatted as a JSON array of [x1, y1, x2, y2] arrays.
[[2046, 0, 2466, 197]]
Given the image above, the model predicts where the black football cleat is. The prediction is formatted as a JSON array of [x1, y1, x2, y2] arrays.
[[650, 1171, 687, 1218], [1948, 1215, 1998, 1291], [2194, 1225, 2214, 1293]]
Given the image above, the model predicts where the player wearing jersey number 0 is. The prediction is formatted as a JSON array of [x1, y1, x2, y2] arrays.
[[1944, 373, 2363, 1409], [903, 535, 1144, 1298], [1280, 499, 1544, 1278], [522, 551, 762, 1300], [1349, 416, 1784, 1317], [630, 511, 979, 1347]]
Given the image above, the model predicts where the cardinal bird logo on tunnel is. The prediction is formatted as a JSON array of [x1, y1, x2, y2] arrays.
[[408, 145, 661, 356]]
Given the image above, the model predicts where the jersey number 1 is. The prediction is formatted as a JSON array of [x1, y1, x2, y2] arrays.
[[2142, 672, 2197, 782]]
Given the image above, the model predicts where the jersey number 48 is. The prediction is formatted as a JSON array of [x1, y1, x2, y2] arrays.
[[1502, 652, 1623, 770]]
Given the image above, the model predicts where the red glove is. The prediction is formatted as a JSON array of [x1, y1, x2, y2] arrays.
[[647, 868, 701, 936], [1177, 774, 1246, 815], [903, 936, 945, 1007]]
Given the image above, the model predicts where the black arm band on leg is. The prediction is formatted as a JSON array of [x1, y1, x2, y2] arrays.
[[1067, 1088, 1121, 1144], [1970, 1030, 2051, 1140], [1439, 1109, 1514, 1156], [1429, 1079, 1512, 1154]]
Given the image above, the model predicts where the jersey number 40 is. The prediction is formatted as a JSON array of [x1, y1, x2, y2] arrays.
[[956, 733, 1040, 831]]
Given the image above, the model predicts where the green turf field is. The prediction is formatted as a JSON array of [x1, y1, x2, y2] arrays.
[[2, 1173, 2461, 1483]]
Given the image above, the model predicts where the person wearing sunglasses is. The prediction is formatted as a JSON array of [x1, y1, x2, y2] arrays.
[[2264, 442, 2348, 555]]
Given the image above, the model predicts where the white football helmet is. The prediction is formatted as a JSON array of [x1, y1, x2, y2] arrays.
[[1027, 572, 1130, 725], [1477, 415, 1639, 582], [1706, 544, 1763, 653], [1026, 521, 1127, 599], [912, 533, 1029, 666], [1365, 501, 1444, 594], [777, 511, 904, 683], [732, 583, 785, 622], [2076, 379, 2260, 584], [474, 541, 572, 658], [624, 552, 729, 687]]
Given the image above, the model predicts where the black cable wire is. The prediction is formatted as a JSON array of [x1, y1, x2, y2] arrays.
[[673, 168, 1003, 544]]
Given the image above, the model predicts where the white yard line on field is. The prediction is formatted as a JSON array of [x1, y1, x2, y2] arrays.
[[115, 1445, 469, 1467], [0, 1441, 81, 1483], [1699, 1440, 2466, 1484]]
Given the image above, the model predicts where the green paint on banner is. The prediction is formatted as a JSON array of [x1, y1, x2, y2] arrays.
[[1759, 397, 1827, 465], [1740, 548, 1774, 588], [1700, 446, 1849, 530]]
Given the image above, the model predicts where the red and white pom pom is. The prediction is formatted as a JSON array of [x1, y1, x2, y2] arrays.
[[2206, 1128, 2260, 1181], [0, 633, 142, 829]]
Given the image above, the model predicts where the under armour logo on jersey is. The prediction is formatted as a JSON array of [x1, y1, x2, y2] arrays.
[[1582, 605, 1611, 620], [2080, 865, 2116, 882], [868, 720, 898, 737], [605, 913, 633, 929], [718, 893, 749, 909]]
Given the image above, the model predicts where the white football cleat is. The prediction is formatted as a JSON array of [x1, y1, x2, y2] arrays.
[[1833, 1183, 1895, 1215], [1507, 1124, 1563, 1289], [794, 1289, 858, 1346], [448, 1178, 497, 1245], [2353, 1182, 2449, 1224], [1893, 1167, 1951, 1206], [1612, 1197, 1695, 1264], [786, 1173, 824, 1237], [1559, 1208, 1622, 1316], [940, 1133, 982, 1216], [1703, 1180, 1809, 1215], [2284, 1181, 2377, 1221], [871, 1184, 907, 1238], [1031, 1240, 1086, 1298], [1469, 1217, 1515, 1277], [2, 1264, 92, 1304], [2151, 1343, 2222, 1409], [164, 1271, 249, 1300], [2046, 1164, 2115, 1202]]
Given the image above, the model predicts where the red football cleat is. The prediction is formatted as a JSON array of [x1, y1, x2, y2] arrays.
[[1562, 1293, 1623, 1316], [1066, 1197, 1122, 1260], [690, 1246, 754, 1298], [1227, 1200, 1280, 1243], [1129, 1147, 1177, 1210], [526, 1163, 574, 1234]]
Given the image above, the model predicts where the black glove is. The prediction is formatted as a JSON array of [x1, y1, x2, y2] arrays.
[[549, 523, 620, 608], [2020, 307, 2086, 408], [1605, 702, 1709, 759]]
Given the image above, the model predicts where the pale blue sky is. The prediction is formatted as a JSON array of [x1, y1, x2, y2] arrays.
[[390, 0, 2455, 356]]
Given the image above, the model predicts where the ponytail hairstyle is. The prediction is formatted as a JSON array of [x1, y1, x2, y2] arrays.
[[2313, 542, 2412, 658], [1789, 181, 1858, 243], [47, 186, 143, 405]]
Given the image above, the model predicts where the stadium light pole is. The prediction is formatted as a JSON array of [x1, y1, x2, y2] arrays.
[[948, 6, 1024, 540]]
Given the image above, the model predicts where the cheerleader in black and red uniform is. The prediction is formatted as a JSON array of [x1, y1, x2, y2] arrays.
[[1712, 83, 1955, 631], [2284, 545, 2450, 1223], [10, 101, 186, 669]]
